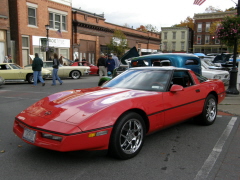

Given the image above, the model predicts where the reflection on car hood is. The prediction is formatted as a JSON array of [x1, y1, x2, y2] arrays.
[[22, 87, 153, 125]]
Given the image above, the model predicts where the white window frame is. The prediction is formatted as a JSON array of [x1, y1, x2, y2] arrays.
[[164, 32, 167, 40], [172, 32, 176, 39], [181, 31, 185, 39], [181, 42, 185, 50], [163, 42, 167, 50], [27, 2, 38, 27], [197, 23, 202, 32], [206, 22, 210, 32], [48, 8, 68, 31], [172, 42, 176, 51]]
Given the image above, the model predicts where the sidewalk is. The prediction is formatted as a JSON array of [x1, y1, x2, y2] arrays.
[[218, 93, 240, 116]]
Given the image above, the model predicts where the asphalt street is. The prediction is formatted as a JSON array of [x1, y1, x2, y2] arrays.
[[0, 75, 239, 180]]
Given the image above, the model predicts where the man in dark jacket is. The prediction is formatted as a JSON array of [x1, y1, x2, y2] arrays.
[[32, 53, 45, 86], [97, 54, 107, 78]]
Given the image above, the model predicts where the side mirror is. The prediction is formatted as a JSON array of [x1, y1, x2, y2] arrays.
[[170, 84, 184, 92]]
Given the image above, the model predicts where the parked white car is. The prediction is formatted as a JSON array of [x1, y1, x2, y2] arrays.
[[25, 61, 90, 79], [201, 65, 229, 85]]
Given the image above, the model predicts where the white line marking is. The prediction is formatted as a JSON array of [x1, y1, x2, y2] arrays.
[[194, 117, 238, 180]]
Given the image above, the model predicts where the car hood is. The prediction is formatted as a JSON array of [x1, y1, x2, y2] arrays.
[[21, 87, 152, 125]]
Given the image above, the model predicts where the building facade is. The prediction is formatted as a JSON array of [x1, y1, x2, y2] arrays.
[[72, 8, 160, 64], [0, 0, 10, 63], [8, 0, 72, 66], [193, 10, 236, 54], [161, 27, 193, 53]]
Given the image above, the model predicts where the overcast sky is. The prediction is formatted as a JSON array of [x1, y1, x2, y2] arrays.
[[72, 0, 236, 31]]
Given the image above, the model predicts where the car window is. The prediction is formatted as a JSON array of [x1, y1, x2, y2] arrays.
[[43, 62, 53, 68], [9, 64, 22, 69], [185, 59, 199, 65], [170, 70, 194, 89], [193, 72, 208, 83], [0, 65, 8, 70], [104, 69, 172, 92]]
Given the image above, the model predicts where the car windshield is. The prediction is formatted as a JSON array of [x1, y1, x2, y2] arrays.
[[9, 64, 22, 69], [103, 69, 172, 92]]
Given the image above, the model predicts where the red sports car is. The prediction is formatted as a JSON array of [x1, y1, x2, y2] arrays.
[[71, 62, 98, 75], [13, 67, 226, 159]]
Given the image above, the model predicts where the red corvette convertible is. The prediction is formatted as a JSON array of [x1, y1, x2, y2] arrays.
[[13, 67, 226, 159]]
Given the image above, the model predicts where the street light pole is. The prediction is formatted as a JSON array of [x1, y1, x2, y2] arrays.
[[45, 24, 50, 61], [226, 0, 240, 94]]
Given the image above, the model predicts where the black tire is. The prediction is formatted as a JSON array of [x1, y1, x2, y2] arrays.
[[27, 74, 34, 84], [197, 94, 217, 125], [109, 112, 146, 160], [71, 70, 81, 79]]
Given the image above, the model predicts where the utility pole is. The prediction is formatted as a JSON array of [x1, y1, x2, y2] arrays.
[[226, 0, 240, 94]]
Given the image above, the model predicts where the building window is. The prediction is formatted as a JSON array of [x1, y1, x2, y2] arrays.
[[206, 22, 210, 32], [197, 23, 202, 32], [215, 38, 220, 44], [163, 42, 167, 50], [28, 7, 37, 26], [181, 42, 185, 50], [205, 35, 210, 44], [172, 32, 176, 39], [49, 12, 67, 30], [164, 32, 167, 39], [181, 31, 185, 39], [197, 35, 201, 44], [172, 42, 176, 50]]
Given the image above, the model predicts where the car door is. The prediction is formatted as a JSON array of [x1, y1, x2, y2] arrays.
[[162, 70, 205, 127]]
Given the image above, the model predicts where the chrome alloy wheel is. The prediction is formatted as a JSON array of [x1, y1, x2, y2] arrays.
[[119, 119, 143, 154], [206, 98, 217, 122]]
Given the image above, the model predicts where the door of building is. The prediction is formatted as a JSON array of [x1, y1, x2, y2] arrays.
[[22, 49, 29, 66]]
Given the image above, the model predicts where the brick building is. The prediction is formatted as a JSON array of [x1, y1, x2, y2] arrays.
[[72, 8, 161, 64], [161, 27, 193, 53], [193, 10, 236, 54], [8, 0, 72, 66], [0, 0, 10, 63]]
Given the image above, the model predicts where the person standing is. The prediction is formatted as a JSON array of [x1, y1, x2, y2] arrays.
[[52, 53, 63, 86], [106, 54, 115, 74], [97, 54, 107, 78], [32, 53, 45, 87], [8, 55, 12, 63], [3, 56, 8, 63], [112, 53, 120, 68]]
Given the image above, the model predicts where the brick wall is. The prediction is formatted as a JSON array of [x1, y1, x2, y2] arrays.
[[0, 0, 9, 30]]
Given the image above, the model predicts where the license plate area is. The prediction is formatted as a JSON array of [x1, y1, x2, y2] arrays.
[[23, 128, 36, 143]]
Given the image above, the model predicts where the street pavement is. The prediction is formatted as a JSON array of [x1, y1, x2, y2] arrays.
[[215, 92, 240, 180]]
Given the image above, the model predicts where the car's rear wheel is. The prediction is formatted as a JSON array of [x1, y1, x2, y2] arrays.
[[27, 74, 33, 84], [70, 70, 81, 79], [197, 94, 217, 125], [109, 112, 146, 160]]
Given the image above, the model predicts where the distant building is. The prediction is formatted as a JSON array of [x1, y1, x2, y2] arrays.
[[0, 0, 10, 63], [193, 10, 236, 54], [8, 0, 72, 66], [161, 26, 193, 53], [72, 8, 161, 64]]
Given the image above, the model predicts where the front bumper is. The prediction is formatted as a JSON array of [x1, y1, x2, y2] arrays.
[[13, 118, 112, 152]]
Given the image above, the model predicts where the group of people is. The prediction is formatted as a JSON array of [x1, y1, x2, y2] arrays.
[[3, 55, 12, 63], [32, 53, 62, 87], [97, 53, 120, 78]]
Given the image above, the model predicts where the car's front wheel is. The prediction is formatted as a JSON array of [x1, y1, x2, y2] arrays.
[[70, 70, 81, 79], [109, 112, 146, 160], [197, 94, 217, 125], [27, 74, 34, 84]]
